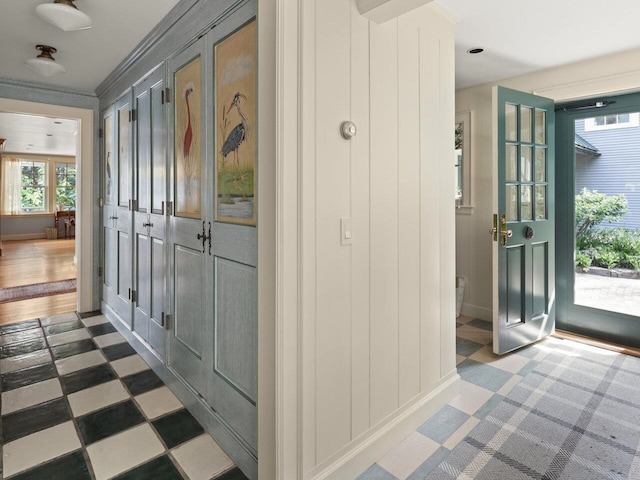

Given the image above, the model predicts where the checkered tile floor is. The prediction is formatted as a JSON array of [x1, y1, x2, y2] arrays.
[[0, 312, 248, 480], [357, 315, 554, 480]]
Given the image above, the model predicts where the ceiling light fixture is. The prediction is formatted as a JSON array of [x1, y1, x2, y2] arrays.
[[36, 0, 92, 32], [25, 45, 67, 77]]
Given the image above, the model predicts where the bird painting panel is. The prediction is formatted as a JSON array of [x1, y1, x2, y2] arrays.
[[174, 55, 202, 219], [214, 19, 257, 225]]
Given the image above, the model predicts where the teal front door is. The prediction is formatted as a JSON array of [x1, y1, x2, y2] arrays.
[[492, 86, 556, 354]]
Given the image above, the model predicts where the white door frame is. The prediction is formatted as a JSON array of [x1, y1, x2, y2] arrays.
[[0, 98, 94, 312]]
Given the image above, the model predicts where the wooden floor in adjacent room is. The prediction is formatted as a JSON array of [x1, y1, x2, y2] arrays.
[[0, 239, 77, 326]]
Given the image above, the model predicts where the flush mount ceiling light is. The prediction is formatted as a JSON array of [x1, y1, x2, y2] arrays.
[[36, 0, 92, 32], [25, 45, 67, 77]]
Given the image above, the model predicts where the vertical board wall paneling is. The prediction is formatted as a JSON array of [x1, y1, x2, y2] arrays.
[[438, 24, 457, 378], [349, 3, 372, 441], [419, 29, 444, 390], [314, 0, 354, 464], [369, 17, 401, 427], [397, 18, 422, 406]]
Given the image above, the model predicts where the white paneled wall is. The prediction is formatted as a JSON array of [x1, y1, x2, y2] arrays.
[[288, 3, 459, 478]]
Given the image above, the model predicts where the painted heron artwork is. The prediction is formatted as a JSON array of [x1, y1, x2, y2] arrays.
[[221, 92, 249, 167]]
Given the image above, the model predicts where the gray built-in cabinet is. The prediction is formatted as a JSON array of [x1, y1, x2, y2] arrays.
[[99, 1, 258, 478]]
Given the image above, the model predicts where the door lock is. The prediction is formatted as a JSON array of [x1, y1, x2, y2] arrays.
[[196, 221, 212, 255], [500, 214, 512, 247], [489, 214, 498, 241]]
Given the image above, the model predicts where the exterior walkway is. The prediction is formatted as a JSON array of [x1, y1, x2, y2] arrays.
[[575, 271, 640, 317]]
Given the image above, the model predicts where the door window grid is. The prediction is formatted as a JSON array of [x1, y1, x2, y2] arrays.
[[505, 104, 548, 222]]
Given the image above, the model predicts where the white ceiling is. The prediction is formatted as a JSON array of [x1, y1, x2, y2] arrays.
[[434, 0, 640, 90], [0, 0, 180, 156], [3, 0, 640, 156]]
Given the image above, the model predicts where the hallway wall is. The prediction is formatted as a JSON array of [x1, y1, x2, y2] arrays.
[[276, 3, 459, 478], [455, 47, 640, 321]]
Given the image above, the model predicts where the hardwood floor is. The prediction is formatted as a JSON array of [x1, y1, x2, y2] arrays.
[[0, 239, 77, 326]]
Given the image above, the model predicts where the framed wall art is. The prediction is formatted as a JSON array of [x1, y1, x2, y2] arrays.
[[174, 55, 202, 218], [104, 113, 114, 205], [214, 19, 257, 225]]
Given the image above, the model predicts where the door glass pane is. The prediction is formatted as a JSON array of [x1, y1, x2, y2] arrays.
[[535, 109, 546, 144], [521, 146, 532, 182], [535, 185, 546, 220], [573, 113, 640, 318], [521, 106, 532, 143], [506, 145, 518, 181], [535, 148, 546, 182], [521, 185, 532, 220], [506, 185, 518, 221], [506, 103, 517, 141]]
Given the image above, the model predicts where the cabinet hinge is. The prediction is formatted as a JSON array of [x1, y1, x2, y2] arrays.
[[164, 87, 171, 103], [98, 197, 104, 207], [131, 290, 137, 303], [129, 199, 137, 211], [99, 128, 103, 138], [165, 201, 173, 216], [131, 109, 137, 122], [98, 267, 103, 277], [163, 313, 171, 329]]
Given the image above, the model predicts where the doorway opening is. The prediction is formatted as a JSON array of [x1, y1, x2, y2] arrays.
[[573, 113, 640, 317], [556, 91, 640, 348]]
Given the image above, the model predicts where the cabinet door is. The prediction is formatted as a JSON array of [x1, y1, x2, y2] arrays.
[[167, 39, 209, 396], [102, 94, 133, 328], [133, 65, 168, 358], [205, 16, 258, 453]]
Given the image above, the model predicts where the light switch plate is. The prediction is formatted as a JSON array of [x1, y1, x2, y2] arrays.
[[340, 217, 352, 245]]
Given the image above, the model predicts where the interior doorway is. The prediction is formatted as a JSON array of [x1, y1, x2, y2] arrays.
[[0, 98, 95, 315], [556, 91, 640, 347]]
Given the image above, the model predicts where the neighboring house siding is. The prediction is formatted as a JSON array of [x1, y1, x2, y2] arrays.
[[575, 117, 640, 229]]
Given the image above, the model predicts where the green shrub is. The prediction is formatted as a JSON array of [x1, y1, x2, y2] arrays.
[[575, 251, 592, 270], [593, 249, 621, 269], [575, 188, 628, 238]]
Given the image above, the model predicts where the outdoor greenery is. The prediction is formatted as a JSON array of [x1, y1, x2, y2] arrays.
[[575, 188, 640, 270], [21, 162, 46, 212]]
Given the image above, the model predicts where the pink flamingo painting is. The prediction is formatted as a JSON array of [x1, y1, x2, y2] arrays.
[[183, 84, 194, 158], [182, 82, 196, 191]]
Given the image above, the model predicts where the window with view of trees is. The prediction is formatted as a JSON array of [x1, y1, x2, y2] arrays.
[[21, 161, 47, 213], [56, 163, 76, 209], [1, 156, 76, 215]]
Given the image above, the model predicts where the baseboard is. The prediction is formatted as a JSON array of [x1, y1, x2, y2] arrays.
[[0, 233, 47, 241], [307, 371, 460, 480], [101, 303, 258, 480], [461, 302, 492, 322]]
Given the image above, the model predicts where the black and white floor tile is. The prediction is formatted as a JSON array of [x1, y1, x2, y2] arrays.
[[0, 312, 248, 480]]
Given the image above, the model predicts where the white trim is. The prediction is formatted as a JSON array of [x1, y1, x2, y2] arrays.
[[0, 98, 94, 314], [305, 373, 459, 480]]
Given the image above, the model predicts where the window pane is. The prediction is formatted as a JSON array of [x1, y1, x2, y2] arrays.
[[506, 145, 517, 181], [506, 185, 518, 221], [521, 185, 533, 221], [506, 104, 517, 141], [21, 161, 47, 212], [535, 185, 546, 220], [56, 163, 76, 209], [535, 109, 546, 144], [521, 146, 532, 182], [535, 148, 546, 182], [521, 106, 532, 143]]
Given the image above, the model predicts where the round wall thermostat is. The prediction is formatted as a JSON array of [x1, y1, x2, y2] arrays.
[[340, 121, 357, 140]]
